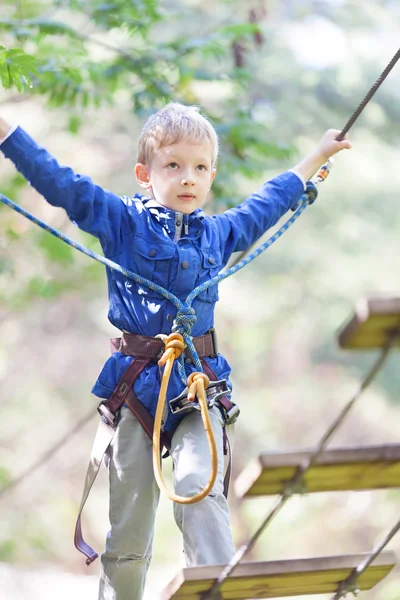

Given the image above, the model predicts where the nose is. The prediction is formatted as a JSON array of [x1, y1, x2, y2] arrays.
[[181, 174, 195, 187]]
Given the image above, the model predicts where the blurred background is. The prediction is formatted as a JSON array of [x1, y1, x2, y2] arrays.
[[0, 0, 399, 598]]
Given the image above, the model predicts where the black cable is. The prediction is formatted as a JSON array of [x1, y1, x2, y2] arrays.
[[332, 516, 400, 599], [337, 46, 400, 141]]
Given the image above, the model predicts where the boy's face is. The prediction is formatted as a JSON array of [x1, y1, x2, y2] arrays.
[[135, 140, 216, 214]]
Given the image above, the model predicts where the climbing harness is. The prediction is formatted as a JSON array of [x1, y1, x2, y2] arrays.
[[75, 330, 237, 564]]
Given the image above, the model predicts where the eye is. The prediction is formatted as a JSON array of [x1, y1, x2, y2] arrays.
[[197, 164, 207, 171], [167, 162, 179, 169]]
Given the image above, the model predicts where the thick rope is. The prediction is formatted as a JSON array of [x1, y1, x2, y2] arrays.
[[332, 516, 400, 599], [336, 46, 400, 141], [152, 333, 218, 504]]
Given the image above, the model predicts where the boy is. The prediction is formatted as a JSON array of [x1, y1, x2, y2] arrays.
[[0, 103, 351, 600]]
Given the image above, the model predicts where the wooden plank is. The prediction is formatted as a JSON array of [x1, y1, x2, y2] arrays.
[[234, 445, 400, 498], [161, 552, 396, 599], [338, 297, 400, 349]]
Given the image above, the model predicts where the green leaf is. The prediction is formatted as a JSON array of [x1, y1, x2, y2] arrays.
[[0, 46, 38, 91], [67, 114, 82, 134]]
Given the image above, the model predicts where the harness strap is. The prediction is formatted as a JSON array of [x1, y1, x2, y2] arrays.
[[74, 419, 114, 565], [74, 357, 150, 565], [125, 384, 172, 451], [111, 329, 217, 360]]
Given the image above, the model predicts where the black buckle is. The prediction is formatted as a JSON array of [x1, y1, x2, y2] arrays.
[[207, 327, 218, 357], [169, 379, 231, 417]]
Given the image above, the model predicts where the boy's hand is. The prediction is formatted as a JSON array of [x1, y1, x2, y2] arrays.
[[291, 128, 352, 183], [316, 129, 352, 162], [0, 116, 12, 139]]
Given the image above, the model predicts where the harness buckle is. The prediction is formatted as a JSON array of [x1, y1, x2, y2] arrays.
[[220, 402, 240, 425], [97, 402, 118, 428], [169, 379, 231, 417], [207, 327, 218, 357]]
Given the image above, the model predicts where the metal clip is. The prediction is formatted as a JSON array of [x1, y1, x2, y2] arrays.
[[97, 403, 118, 428], [207, 327, 218, 357], [169, 379, 231, 417], [222, 403, 240, 425]]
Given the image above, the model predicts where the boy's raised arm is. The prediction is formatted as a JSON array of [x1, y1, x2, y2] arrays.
[[0, 117, 130, 253], [213, 129, 351, 264]]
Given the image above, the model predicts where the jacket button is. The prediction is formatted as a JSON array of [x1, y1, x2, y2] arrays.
[[167, 314, 174, 322], [148, 249, 156, 257], [185, 357, 193, 365], [208, 256, 216, 265], [176, 220, 181, 227], [181, 260, 189, 269]]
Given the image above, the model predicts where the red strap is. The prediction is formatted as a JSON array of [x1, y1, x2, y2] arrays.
[[105, 358, 150, 415], [125, 388, 154, 440]]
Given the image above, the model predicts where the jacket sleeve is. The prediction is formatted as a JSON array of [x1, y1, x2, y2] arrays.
[[0, 126, 131, 254], [211, 171, 306, 264]]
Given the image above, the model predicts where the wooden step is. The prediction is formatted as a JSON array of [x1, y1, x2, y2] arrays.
[[338, 297, 400, 349], [161, 552, 396, 599], [234, 444, 400, 499]]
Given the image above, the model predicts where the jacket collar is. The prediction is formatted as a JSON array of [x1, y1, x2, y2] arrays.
[[137, 194, 205, 222]]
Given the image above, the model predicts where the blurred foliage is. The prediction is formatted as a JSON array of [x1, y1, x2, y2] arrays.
[[0, 0, 281, 202]]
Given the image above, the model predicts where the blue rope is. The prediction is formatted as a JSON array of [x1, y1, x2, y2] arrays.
[[0, 186, 315, 384]]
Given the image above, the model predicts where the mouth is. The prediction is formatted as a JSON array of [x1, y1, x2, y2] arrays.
[[178, 194, 196, 200]]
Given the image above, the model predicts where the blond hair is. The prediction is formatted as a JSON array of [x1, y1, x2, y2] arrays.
[[137, 102, 219, 166]]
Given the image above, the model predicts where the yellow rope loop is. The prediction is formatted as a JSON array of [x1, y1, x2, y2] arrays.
[[157, 332, 185, 367], [187, 371, 210, 402], [153, 357, 218, 505]]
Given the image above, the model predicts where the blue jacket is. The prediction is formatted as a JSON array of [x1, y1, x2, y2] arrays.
[[1, 127, 305, 432]]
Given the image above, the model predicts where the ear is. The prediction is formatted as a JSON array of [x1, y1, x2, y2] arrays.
[[135, 163, 151, 189], [210, 168, 217, 187]]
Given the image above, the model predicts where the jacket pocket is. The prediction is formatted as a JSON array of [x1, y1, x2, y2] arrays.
[[196, 249, 221, 302], [132, 235, 176, 297]]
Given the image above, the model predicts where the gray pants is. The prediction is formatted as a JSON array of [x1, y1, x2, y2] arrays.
[[99, 405, 235, 600]]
